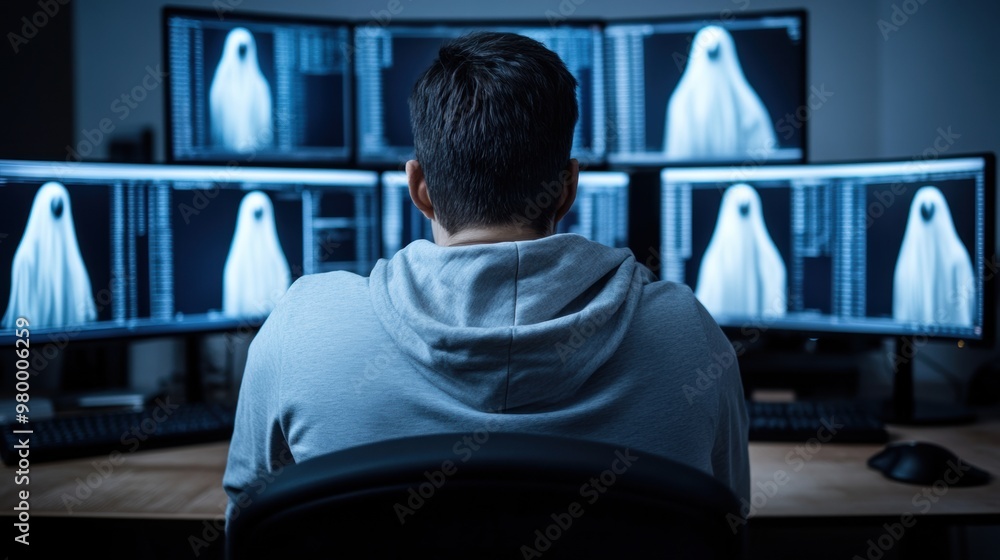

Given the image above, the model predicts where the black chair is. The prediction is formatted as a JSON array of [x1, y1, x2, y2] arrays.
[[226, 432, 747, 559]]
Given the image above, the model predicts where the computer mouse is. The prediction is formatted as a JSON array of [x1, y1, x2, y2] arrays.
[[867, 441, 992, 487]]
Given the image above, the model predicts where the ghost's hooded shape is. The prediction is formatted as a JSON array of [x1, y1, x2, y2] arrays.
[[223, 191, 291, 317], [664, 25, 777, 162], [893, 186, 975, 327], [695, 184, 786, 318], [2, 182, 97, 329], [209, 27, 273, 153]]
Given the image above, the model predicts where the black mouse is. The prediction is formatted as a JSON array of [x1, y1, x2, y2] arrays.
[[867, 441, 991, 487]]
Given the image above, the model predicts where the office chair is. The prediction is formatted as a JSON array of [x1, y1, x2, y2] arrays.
[[226, 432, 747, 559]]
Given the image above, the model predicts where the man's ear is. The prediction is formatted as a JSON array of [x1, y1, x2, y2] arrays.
[[406, 160, 434, 220], [553, 158, 579, 225]]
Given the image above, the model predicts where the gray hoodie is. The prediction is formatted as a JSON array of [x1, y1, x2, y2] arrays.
[[223, 233, 749, 521]]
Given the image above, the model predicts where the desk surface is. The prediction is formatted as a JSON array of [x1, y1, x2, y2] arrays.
[[3, 420, 999, 520], [748, 420, 1000, 517]]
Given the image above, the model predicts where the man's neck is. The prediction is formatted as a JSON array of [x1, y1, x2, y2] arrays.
[[436, 225, 552, 247]]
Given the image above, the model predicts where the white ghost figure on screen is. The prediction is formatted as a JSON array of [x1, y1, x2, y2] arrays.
[[223, 191, 291, 317], [892, 186, 975, 327], [695, 184, 786, 318], [2, 182, 97, 329], [664, 25, 777, 161], [209, 27, 273, 153]]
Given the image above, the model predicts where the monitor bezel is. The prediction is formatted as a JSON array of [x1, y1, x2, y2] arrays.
[[162, 6, 356, 167], [603, 8, 809, 170], [659, 152, 996, 346], [350, 18, 608, 169]]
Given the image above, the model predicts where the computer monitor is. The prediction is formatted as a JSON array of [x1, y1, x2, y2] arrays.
[[380, 171, 629, 256], [606, 11, 806, 166], [660, 155, 994, 342], [164, 8, 353, 165], [355, 22, 605, 166], [0, 160, 378, 344]]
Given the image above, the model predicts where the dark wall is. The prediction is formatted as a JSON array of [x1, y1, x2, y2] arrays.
[[0, 0, 74, 160]]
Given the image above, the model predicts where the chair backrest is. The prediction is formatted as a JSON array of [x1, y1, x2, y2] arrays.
[[226, 432, 747, 559]]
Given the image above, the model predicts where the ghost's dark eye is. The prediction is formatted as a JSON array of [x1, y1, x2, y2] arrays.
[[708, 43, 721, 60], [51, 197, 64, 219], [238, 43, 248, 59], [739, 202, 750, 217], [254, 207, 264, 221], [920, 201, 935, 222]]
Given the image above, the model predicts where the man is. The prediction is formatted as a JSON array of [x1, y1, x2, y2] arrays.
[[223, 31, 749, 523]]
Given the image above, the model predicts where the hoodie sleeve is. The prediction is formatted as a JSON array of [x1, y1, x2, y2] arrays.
[[222, 290, 294, 530], [693, 298, 750, 503]]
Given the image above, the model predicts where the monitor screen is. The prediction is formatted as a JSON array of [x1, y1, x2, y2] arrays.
[[355, 22, 605, 166], [0, 160, 378, 344], [660, 156, 993, 340], [381, 171, 629, 256], [606, 11, 806, 166], [165, 8, 352, 165]]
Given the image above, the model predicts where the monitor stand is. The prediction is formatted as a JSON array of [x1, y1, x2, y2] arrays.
[[882, 335, 977, 425]]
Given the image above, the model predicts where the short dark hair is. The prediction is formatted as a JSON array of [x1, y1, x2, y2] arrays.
[[409, 31, 579, 235]]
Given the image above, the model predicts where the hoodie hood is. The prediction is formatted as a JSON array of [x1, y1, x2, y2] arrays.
[[369, 234, 652, 412]]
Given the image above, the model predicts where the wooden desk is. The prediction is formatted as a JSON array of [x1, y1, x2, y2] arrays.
[[748, 420, 1000, 518], [1, 441, 230, 520], [2, 421, 999, 520]]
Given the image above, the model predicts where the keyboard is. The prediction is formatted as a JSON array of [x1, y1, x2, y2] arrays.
[[0, 400, 236, 465], [747, 399, 889, 443]]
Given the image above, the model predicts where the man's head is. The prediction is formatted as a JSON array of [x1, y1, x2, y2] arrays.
[[407, 31, 579, 243]]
